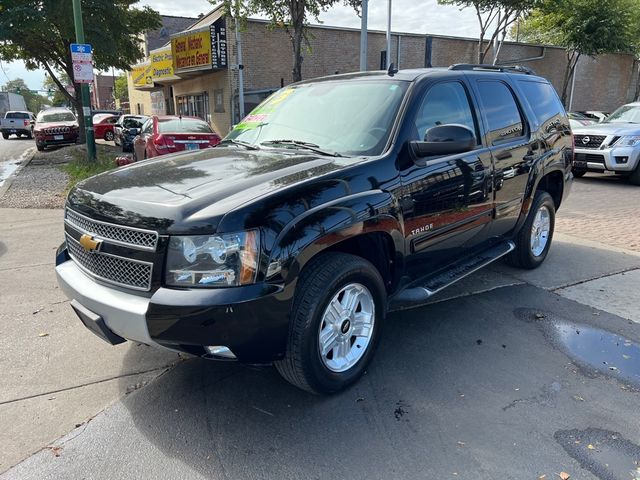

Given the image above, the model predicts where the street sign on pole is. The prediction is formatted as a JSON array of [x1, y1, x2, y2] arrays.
[[71, 43, 94, 84]]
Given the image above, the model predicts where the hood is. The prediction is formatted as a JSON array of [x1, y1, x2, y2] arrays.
[[572, 122, 640, 136], [67, 147, 351, 234]]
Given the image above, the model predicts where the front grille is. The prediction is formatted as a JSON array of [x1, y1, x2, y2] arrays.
[[66, 234, 153, 291], [574, 134, 606, 149], [575, 153, 605, 164], [44, 126, 71, 135], [65, 209, 158, 251]]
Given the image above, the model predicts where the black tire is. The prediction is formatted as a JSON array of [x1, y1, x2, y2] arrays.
[[629, 164, 640, 186], [104, 131, 114, 141], [505, 190, 556, 269], [275, 252, 387, 394], [572, 169, 586, 178], [36, 143, 45, 151], [1, 132, 8, 140], [26, 130, 33, 139]]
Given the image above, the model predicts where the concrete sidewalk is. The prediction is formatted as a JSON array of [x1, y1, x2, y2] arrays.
[[0, 208, 181, 472]]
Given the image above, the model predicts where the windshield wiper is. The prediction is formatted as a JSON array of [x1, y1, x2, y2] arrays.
[[260, 139, 344, 157], [218, 139, 260, 150]]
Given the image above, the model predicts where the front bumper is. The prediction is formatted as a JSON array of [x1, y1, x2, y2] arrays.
[[55, 249, 291, 363], [574, 145, 640, 172]]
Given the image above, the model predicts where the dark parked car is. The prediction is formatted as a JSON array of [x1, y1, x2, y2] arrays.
[[132, 115, 221, 160], [113, 114, 148, 152], [34, 108, 79, 151], [56, 64, 572, 394]]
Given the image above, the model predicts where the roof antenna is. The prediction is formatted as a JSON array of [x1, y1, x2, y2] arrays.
[[387, 62, 398, 76]]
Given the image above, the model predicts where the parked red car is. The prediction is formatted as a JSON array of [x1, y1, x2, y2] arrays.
[[132, 116, 221, 160], [34, 108, 79, 151], [92, 114, 118, 141]]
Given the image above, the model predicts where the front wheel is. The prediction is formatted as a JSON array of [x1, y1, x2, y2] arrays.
[[572, 169, 586, 178], [1, 132, 8, 140], [104, 131, 114, 141], [505, 190, 556, 269], [275, 252, 387, 394]]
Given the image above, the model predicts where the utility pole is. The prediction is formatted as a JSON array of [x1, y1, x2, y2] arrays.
[[359, 0, 368, 71], [72, 0, 96, 161], [386, 0, 392, 69], [235, 15, 245, 121]]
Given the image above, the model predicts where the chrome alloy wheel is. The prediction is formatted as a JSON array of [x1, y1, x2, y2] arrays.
[[530, 205, 551, 257], [318, 283, 375, 373]]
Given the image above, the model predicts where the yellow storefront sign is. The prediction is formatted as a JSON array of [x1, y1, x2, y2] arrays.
[[150, 47, 174, 80], [132, 62, 153, 88], [171, 28, 212, 73]]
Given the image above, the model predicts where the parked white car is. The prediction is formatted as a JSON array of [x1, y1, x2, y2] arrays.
[[572, 102, 640, 184]]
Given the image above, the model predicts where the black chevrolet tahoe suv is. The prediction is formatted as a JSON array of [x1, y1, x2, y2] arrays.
[[56, 64, 573, 394]]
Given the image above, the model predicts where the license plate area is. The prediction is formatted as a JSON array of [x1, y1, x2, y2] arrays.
[[186, 143, 199, 151], [70, 300, 126, 345], [54, 135, 64, 140]]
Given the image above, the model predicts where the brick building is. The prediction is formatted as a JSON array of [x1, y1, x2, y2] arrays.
[[128, 4, 639, 136], [90, 74, 116, 110]]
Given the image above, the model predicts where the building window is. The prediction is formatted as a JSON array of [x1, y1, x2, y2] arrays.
[[176, 93, 209, 120], [214, 89, 225, 113]]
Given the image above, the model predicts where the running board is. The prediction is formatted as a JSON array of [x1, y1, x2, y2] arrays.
[[389, 240, 515, 311]]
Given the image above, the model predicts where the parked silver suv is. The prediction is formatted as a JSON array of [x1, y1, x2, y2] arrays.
[[572, 102, 640, 184]]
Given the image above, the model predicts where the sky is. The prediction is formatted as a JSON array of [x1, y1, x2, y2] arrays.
[[0, 0, 480, 91]]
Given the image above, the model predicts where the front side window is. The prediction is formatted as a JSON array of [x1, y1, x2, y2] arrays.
[[476, 81, 525, 144], [123, 116, 146, 129], [226, 80, 408, 156], [413, 82, 478, 142]]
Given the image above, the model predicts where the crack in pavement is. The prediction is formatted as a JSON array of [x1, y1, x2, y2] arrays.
[[551, 266, 640, 291], [0, 365, 176, 406]]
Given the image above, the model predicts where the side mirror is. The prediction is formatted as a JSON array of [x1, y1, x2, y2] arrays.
[[128, 128, 139, 136], [410, 124, 476, 158]]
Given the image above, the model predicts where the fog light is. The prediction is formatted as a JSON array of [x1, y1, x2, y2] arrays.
[[203, 346, 237, 360], [615, 156, 629, 164]]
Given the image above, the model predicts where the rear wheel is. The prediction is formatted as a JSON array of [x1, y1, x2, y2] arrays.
[[505, 190, 555, 269], [104, 131, 114, 141], [275, 252, 386, 394]]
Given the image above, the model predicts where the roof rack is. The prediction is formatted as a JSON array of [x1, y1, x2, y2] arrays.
[[448, 64, 535, 75]]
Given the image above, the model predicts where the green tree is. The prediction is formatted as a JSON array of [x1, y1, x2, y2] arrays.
[[43, 72, 71, 107], [1, 77, 48, 112], [113, 74, 129, 104], [0, 0, 160, 142], [517, 0, 636, 105], [223, 0, 361, 82], [438, 0, 538, 63]]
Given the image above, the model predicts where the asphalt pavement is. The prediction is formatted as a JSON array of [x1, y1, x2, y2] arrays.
[[0, 135, 34, 191], [0, 171, 639, 479]]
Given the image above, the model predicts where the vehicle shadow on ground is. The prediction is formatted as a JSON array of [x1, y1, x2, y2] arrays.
[[117, 285, 640, 479]]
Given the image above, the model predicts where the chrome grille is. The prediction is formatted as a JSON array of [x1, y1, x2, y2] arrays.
[[45, 126, 71, 134], [65, 234, 153, 291], [574, 134, 606, 149], [65, 209, 158, 251]]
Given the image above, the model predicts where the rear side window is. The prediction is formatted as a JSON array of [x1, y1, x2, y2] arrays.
[[517, 80, 565, 124], [476, 81, 525, 144], [414, 82, 478, 142], [6, 112, 29, 119]]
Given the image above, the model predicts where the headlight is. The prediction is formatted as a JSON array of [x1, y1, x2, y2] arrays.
[[615, 136, 640, 147], [165, 231, 259, 287]]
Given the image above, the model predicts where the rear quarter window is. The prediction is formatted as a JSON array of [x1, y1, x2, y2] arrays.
[[475, 81, 525, 144], [517, 80, 566, 125]]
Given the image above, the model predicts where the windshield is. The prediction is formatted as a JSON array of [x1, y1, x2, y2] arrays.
[[37, 111, 76, 123], [122, 116, 146, 129], [225, 80, 408, 156], [158, 118, 213, 134], [604, 105, 640, 124]]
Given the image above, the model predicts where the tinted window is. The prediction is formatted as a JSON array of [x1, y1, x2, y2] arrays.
[[158, 118, 213, 134], [6, 112, 30, 119], [476, 81, 524, 143], [517, 80, 565, 124], [141, 119, 153, 134], [122, 116, 146, 129], [414, 82, 478, 142]]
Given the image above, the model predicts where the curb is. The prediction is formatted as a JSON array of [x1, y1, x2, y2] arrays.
[[0, 147, 37, 199]]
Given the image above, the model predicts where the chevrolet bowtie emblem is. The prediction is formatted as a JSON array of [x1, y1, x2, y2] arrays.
[[79, 234, 102, 253]]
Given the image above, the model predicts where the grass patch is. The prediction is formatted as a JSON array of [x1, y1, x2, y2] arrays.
[[62, 143, 121, 191]]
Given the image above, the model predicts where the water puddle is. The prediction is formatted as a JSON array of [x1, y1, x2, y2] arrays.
[[552, 321, 640, 388], [555, 428, 640, 480]]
